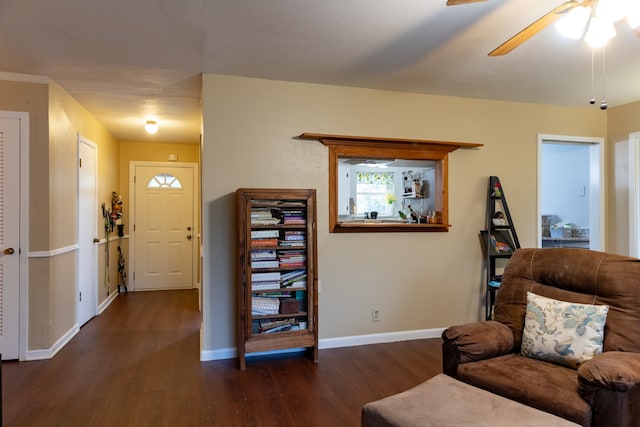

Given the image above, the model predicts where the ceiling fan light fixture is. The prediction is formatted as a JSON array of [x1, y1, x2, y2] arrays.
[[555, 6, 592, 39], [626, 3, 640, 28], [144, 120, 159, 134], [595, 0, 627, 23], [584, 15, 617, 48]]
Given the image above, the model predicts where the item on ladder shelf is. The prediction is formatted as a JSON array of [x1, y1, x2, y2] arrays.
[[479, 176, 520, 320], [102, 203, 111, 296], [117, 245, 128, 293]]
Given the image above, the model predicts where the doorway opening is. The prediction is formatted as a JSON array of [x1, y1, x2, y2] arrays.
[[128, 161, 199, 292], [537, 134, 605, 251]]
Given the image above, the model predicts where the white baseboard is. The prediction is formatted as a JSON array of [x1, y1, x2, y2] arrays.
[[25, 292, 120, 361], [26, 323, 80, 361], [98, 291, 119, 314], [319, 327, 445, 349], [199, 327, 445, 362]]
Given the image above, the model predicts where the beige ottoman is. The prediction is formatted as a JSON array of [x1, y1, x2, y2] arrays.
[[362, 374, 581, 427]]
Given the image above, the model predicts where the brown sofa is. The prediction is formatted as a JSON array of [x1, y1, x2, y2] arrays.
[[442, 248, 640, 427]]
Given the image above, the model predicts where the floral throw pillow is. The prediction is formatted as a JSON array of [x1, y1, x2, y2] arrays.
[[521, 292, 609, 369]]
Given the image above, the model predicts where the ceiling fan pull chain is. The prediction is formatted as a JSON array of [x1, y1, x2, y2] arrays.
[[590, 47, 596, 105], [601, 45, 608, 110]]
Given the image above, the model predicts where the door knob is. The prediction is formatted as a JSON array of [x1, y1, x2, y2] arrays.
[[3, 247, 15, 255], [93, 238, 100, 243], [187, 235, 192, 240]]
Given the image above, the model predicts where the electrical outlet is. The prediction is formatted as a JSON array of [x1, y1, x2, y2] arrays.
[[371, 308, 381, 322]]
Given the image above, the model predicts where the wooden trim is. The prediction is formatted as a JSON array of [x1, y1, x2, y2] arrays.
[[299, 132, 481, 233], [298, 132, 483, 151]]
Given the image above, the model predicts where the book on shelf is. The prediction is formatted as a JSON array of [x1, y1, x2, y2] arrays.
[[278, 241, 306, 248], [251, 208, 280, 225], [281, 210, 306, 225], [279, 251, 306, 267], [252, 296, 280, 316], [251, 260, 279, 269], [281, 270, 307, 287], [251, 249, 277, 260], [279, 251, 306, 263], [281, 269, 305, 280], [287, 280, 306, 289], [251, 238, 278, 248], [251, 271, 281, 282], [284, 230, 305, 241], [251, 282, 281, 291], [258, 318, 296, 333], [251, 200, 281, 206], [280, 262, 306, 268], [252, 291, 292, 297], [251, 229, 279, 239]]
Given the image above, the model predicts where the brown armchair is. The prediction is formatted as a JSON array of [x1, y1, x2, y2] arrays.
[[442, 248, 640, 427]]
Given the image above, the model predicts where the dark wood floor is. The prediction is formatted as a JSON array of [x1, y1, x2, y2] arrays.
[[3, 289, 443, 426]]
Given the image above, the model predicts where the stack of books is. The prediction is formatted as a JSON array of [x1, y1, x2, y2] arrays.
[[251, 271, 281, 290], [281, 209, 305, 225], [281, 270, 307, 288], [251, 229, 279, 249], [258, 318, 295, 334], [251, 208, 280, 225], [279, 250, 306, 268], [252, 296, 280, 316], [280, 230, 306, 248]]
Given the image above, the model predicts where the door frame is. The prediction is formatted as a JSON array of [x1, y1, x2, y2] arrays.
[[0, 111, 29, 360], [537, 134, 605, 251], [128, 161, 199, 291], [77, 134, 98, 326], [628, 132, 640, 256]]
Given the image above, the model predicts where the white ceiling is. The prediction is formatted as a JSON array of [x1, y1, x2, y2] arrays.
[[1, 0, 639, 142]]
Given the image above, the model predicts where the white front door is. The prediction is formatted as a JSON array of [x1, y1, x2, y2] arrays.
[[133, 164, 195, 290], [78, 136, 97, 326], [0, 117, 21, 359]]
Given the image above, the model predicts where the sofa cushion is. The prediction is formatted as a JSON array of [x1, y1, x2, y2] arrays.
[[456, 353, 591, 426], [521, 292, 608, 368]]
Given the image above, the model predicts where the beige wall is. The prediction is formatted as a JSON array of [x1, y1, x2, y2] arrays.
[[0, 79, 50, 250], [31, 81, 122, 349], [201, 74, 606, 352]]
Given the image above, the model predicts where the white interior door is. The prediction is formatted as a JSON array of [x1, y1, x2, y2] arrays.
[[0, 117, 21, 359], [133, 164, 195, 290], [78, 135, 97, 326]]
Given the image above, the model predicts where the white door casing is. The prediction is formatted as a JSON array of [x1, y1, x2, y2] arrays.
[[628, 132, 640, 257], [0, 113, 28, 360], [537, 134, 605, 251], [77, 135, 98, 326], [131, 163, 196, 291]]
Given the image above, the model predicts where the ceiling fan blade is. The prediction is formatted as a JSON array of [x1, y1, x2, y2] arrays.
[[446, 0, 488, 5], [488, 1, 579, 56]]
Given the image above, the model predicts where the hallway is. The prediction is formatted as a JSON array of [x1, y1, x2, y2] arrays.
[[3, 290, 441, 426]]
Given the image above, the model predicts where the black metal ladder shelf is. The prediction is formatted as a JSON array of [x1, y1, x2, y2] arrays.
[[481, 176, 520, 320]]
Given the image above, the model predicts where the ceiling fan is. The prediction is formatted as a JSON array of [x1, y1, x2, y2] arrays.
[[446, 0, 628, 56]]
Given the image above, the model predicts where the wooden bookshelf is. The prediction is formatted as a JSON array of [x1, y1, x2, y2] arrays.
[[235, 188, 318, 370]]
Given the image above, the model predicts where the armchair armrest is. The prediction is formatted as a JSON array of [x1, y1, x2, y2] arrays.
[[578, 351, 640, 427], [441, 320, 514, 376]]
